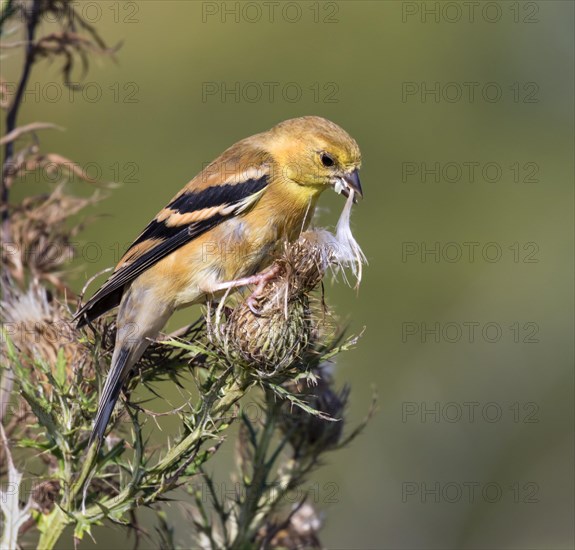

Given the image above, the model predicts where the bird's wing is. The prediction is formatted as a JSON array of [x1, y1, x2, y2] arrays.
[[75, 152, 271, 326]]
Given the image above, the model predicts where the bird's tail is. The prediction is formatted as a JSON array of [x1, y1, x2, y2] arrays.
[[88, 284, 173, 447], [89, 344, 135, 446]]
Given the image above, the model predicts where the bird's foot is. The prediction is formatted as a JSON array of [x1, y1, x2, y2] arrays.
[[244, 265, 282, 314], [211, 265, 281, 315]]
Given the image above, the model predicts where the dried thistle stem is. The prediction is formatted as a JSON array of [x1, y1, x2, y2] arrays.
[[1, 0, 41, 240]]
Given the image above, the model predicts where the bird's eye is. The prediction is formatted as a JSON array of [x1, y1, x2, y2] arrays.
[[320, 153, 335, 167]]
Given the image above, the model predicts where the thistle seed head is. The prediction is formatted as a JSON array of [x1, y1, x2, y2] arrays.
[[208, 230, 342, 376]]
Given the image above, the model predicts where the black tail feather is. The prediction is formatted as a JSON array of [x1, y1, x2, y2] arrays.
[[89, 346, 131, 447]]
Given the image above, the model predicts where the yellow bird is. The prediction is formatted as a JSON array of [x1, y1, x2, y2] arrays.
[[74, 116, 363, 446]]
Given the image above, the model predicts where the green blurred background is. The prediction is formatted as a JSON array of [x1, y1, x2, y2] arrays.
[[3, 1, 573, 548]]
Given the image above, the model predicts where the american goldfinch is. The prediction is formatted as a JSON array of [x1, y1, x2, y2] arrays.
[[74, 116, 363, 446]]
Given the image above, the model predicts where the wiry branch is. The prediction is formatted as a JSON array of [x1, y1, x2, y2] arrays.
[[1, 0, 41, 241]]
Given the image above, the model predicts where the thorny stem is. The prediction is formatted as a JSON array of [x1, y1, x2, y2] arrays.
[[66, 441, 100, 507], [1, 0, 41, 241], [152, 373, 250, 474], [36, 375, 252, 549], [36, 507, 69, 550], [36, 425, 100, 549], [232, 394, 279, 549]]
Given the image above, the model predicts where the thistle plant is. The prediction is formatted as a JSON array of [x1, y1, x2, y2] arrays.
[[0, 2, 374, 548], [1, 228, 374, 549]]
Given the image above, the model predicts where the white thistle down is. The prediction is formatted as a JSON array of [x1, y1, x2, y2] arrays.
[[308, 189, 366, 288]]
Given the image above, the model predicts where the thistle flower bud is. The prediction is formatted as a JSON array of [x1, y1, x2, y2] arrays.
[[280, 364, 349, 456], [256, 503, 323, 549], [32, 480, 61, 514]]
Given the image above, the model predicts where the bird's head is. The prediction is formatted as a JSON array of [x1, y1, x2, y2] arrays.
[[265, 116, 363, 200]]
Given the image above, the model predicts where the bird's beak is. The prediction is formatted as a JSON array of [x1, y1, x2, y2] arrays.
[[334, 169, 363, 202]]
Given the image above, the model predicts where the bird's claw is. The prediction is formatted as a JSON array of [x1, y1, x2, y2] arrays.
[[244, 264, 281, 315], [246, 295, 263, 315]]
